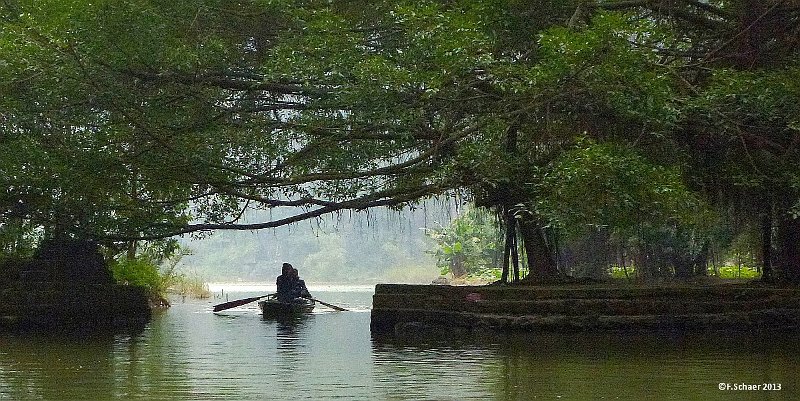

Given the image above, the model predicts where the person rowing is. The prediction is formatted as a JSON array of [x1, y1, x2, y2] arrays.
[[213, 263, 345, 312], [275, 263, 295, 303], [276, 263, 311, 303], [290, 267, 311, 301]]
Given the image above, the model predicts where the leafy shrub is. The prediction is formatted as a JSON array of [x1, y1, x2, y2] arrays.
[[426, 206, 502, 278], [610, 264, 635, 279], [111, 257, 165, 296], [716, 265, 761, 279]]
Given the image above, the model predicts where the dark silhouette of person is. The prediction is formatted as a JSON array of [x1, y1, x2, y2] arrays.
[[290, 268, 311, 300], [276, 263, 296, 302]]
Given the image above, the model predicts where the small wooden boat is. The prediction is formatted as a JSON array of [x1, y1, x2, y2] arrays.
[[258, 295, 315, 318]]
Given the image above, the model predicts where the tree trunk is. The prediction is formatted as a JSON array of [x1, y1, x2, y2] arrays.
[[672, 258, 693, 279], [498, 118, 521, 284], [693, 242, 709, 276], [571, 228, 610, 279], [519, 219, 558, 279], [450, 253, 467, 278], [501, 212, 513, 283], [619, 246, 630, 280], [761, 207, 774, 281], [776, 215, 800, 282], [511, 225, 520, 282]]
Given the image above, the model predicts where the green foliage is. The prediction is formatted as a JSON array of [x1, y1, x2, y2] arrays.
[[0, 221, 38, 258], [110, 243, 188, 299], [534, 139, 708, 237], [0, 0, 252, 244], [111, 257, 164, 295], [425, 206, 501, 278], [533, 13, 678, 125], [684, 67, 800, 196], [608, 264, 761, 280], [609, 265, 633, 280], [716, 265, 761, 280], [3, 0, 800, 282]]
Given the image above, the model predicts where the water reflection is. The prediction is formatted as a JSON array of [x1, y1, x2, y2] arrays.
[[0, 335, 118, 400], [0, 311, 195, 400], [488, 331, 800, 400], [274, 314, 311, 384], [110, 310, 194, 400], [371, 333, 504, 400], [3, 289, 799, 400], [373, 329, 800, 401], [269, 313, 313, 330]]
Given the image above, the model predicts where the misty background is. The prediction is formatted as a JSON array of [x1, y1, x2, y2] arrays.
[[176, 201, 463, 284]]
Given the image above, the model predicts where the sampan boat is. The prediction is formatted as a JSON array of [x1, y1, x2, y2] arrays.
[[258, 294, 315, 318]]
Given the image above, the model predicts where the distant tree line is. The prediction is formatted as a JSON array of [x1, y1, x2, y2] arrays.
[[1, 1, 799, 282], [180, 207, 441, 283]]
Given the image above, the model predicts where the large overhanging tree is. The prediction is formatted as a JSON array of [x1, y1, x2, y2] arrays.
[[2, 0, 799, 281], [1, 0, 470, 244]]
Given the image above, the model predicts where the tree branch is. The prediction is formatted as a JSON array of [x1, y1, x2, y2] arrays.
[[106, 181, 456, 241]]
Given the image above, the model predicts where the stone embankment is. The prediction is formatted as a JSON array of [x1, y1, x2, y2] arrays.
[[0, 240, 151, 334], [370, 283, 800, 335]]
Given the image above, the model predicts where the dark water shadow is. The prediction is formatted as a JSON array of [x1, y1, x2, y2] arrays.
[[372, 328, 800, 400], [0, 308, 196, 401]]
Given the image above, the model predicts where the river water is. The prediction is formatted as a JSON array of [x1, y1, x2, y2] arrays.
[[1, 284, 798, 400]]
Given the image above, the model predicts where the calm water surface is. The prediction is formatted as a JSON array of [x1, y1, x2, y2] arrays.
[[1, 285, 798, 400]]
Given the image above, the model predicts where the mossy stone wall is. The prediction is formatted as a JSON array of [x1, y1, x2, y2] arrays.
[[371, 283, 800, 335], [0, 240, 151, 334]]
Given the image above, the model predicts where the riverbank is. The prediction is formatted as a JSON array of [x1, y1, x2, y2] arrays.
[[0, 240, 151, 334], [370, 282, 800, 335], [0, 283, 152, 334]]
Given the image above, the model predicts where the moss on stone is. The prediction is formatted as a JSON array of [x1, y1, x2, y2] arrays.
[[371, 283, 800, 335], [0, 241, 151, 334]]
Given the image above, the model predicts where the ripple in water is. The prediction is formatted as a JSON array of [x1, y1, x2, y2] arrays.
[[2, 289, 799, 400]]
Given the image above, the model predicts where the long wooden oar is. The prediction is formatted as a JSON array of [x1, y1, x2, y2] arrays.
[[212, 293, 275, 312], [303, 296, 348, 311]]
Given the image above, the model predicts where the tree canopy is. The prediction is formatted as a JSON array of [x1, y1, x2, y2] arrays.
[[2, 0, 799, 281]]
